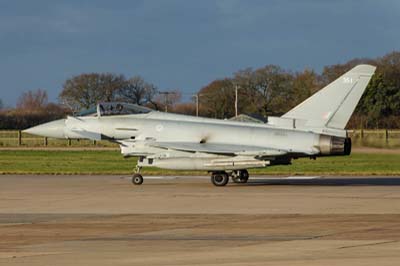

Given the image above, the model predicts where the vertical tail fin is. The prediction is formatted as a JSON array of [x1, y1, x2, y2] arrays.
[[282, 64, 376, 129]]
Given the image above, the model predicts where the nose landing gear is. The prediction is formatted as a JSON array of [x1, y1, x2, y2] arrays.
[[132, 165, 143, 185]]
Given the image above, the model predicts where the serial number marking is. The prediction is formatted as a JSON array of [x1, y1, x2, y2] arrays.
[[343, 77, 353, 84], [274, 131, 287, 137]]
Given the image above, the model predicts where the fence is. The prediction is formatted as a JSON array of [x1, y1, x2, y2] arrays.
[[348, 129, 400, 148], [0, 130, 399, 148], [0, 130, 118, 148]]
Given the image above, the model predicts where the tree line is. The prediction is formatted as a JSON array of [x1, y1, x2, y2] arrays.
[[197, 51, 400, 129], [0, 89, 68, 129], [1, 51, 400, 129]]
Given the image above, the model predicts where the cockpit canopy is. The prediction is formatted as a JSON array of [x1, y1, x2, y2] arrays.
[[76, 102, 152, 117], [97, 102, 152, 116]]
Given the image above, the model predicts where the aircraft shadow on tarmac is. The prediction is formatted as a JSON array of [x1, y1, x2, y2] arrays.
[[245, 177, 400, 186]]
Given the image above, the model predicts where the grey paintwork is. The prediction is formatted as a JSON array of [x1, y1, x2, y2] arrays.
[[25, 65, 376, 172]]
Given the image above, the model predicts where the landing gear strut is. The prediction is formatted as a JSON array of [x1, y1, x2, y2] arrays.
[[231, 170, 249, 184], [211, 171, 229, 186], [132, 165, 143, 185]]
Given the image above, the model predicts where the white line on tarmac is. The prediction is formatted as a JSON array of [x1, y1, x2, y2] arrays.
[[143, 176, 178, 180], [132, 176, 321, 180], [286, 176, 320, 180]]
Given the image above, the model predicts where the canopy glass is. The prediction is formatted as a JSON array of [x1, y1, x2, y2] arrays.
[[97, 102, 152, 116], [76, 102, 152, 117]]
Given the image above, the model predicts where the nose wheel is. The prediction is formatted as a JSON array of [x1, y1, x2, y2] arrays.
[[132, 173, 143, 185], [132, 165, 143, 185]]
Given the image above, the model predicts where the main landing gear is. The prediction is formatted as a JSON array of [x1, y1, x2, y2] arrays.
[[231, 170, 249, 184], [132, 165, 143, 185], [210, 170, 249, 186], [211, 172, 230, 186]]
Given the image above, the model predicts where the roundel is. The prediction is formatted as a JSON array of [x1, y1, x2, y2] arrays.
[[156, 124, 164, 132]]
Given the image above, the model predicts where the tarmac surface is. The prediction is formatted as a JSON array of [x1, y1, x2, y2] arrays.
[[1, 174, 400, 265]]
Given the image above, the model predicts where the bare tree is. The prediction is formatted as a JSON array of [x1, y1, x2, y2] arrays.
[[117, 76, 157, 105], [172, 102, 197, 116], [291, 68, 321, 108], [17, 89, 48, 112], [198, 79, 235, 118], [233, 68, 261, 115], [321, 58, 376, 85], [59, 73, 126, 110], [233, 65, 294, 116], [154, 90, 182, 112], [378, 51, 400, 88]]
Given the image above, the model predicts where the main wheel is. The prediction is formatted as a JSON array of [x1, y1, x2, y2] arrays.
[[132, 173, 143, 185], [211, 172, 229, 186], [239, 169, 249, 183], [232, 170, 249, 184]]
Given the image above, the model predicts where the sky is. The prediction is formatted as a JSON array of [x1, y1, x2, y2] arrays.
[[1, 0, 399, 106]]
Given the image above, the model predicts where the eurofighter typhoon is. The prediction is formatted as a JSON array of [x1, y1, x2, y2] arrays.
[[25, 65, 376, 186]]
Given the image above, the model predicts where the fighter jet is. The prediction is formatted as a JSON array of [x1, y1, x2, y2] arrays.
[[25, 65, 376, 186]]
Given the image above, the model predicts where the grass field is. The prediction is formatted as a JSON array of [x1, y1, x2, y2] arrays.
[[1, 150, 400, 176]]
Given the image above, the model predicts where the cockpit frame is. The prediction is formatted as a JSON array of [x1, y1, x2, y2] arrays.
[[96, 102, 152, 117]]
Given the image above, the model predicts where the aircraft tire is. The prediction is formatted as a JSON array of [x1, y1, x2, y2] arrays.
[[211, 172, 229, 186], [132, 174, 144, 185], [232, 177, 248, 184], [240, 169, 249, 183], [232, 170, 249, 183]]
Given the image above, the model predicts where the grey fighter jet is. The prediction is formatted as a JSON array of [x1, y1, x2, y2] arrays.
[[25, 65, 376, 186]]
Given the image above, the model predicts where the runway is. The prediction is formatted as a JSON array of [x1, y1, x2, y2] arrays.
[[1, 175, 400, 265]]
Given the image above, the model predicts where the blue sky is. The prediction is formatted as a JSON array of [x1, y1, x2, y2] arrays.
[[1, 0, 399, 106]]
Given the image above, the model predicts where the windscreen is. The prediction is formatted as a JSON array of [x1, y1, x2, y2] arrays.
[[98, 102, 152, 116], [76, 107, 97, 117]]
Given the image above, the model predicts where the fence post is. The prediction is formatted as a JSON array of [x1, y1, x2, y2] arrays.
[[68, 139, 72, 146], [93, 140, 96, 146], [386, 129, 389, 143], [18, 130, 22, 146], [360, 117, 364, 139], [44, 137, 48, 146]]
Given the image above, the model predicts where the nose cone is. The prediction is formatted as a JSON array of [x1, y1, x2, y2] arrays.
[[24, 119, 66, 138]]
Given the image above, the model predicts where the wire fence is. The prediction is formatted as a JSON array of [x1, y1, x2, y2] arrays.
[[0, 129, 399, 148]]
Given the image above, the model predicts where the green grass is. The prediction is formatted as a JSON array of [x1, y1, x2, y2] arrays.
[[1, 150, 400, 176]]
